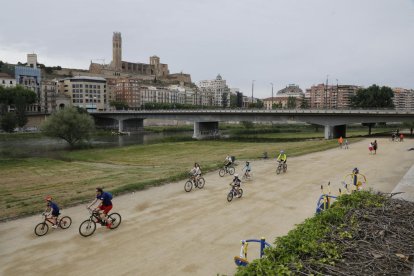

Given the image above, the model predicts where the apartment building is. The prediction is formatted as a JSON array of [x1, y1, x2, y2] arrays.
[[393, 88, 414, 111], [307, 84, 360, 109], [198, 74, 230, 107], [58, 76, 107, 112]]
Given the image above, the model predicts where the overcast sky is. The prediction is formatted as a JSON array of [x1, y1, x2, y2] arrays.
[[1, 0, 414, 98]]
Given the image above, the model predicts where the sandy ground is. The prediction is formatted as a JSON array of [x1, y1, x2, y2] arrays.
[[0, 138, 413, 276]]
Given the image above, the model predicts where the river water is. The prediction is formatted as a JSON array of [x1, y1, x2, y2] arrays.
[[0, 131, 193, 157]]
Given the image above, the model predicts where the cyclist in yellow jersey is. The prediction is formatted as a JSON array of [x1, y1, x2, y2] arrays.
[[277, 150, 287, 164]]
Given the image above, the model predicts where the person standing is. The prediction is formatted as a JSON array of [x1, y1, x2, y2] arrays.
[[373, 140, 378, 154], [344, 139, 349, 149], [338, 136, 343, 149]]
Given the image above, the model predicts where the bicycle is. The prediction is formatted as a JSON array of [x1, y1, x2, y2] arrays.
[[34, 212, 72, 236], [79, 208, 122, 237], [276, 161, 287, 174], [227, 186, 243, 202], [241, 170, 252, 181], [219, 165, 235, 177], [184, 175, 205, 192]]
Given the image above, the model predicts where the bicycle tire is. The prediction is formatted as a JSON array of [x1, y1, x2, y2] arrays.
[[184, 181, 193, 192], [197, 178, 205, 189], [237, 188, 243, 198], [276, 165, 281, 174], [79, 219, 96, 237], [59, 216, 72, 229], [228, 167, 235, 175], [219, 168, 226, 177], [34, 222, 49, 236], [283, 163, 287, 173], [108, 213, 122, 229], [227, 191, 234, 202]]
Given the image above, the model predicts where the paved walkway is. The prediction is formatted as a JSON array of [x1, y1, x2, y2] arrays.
[[392, 163, 414, 202]]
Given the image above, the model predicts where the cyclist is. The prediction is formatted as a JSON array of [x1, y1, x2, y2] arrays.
[[230, 174, 242, 194], [45, 196, 60, 229], [190, 162, 202, 182], [87, 187, 113, 228], [276, 150, 287, 165], [243, 161, 252, 178], [224, 155, 233, 168]]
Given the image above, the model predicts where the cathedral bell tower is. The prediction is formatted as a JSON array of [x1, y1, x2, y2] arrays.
[[111, 32, 122, 70]]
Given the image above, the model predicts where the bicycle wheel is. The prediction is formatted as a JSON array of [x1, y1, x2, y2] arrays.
[[237, 188, 243, 198], [59, 216, 72, 229], [184, 181, 193, 192], [283, 163, 287, 173], [197, 178, 205, 189], [228, 167, 235, 175], [108, 213, 122, 229], [219, 168, 226, 177], [34, 222, 49, 236], [227, 191, 234, 202], [79, 219, 96, 237], [276, 165, 281, 175]]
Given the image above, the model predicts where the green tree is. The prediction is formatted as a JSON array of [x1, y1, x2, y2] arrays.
[[0, 112, 17, 132], [350, 84, 394, 108], [41, 107, 95, 147], [110, 100, 129, 110], [300, 98, 309, 109], [287, 96, 297, 109], [11, 86, 37, 127]]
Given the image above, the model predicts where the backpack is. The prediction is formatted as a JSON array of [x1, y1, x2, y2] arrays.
[[105, 192, 113, 200]]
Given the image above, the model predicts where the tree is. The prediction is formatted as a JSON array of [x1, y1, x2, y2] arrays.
[[350, 84, 394, 109], [287, 96, 297, 109], [0, 112, 17, 132], [11, 86, 37, 127], [41, 107, 95, 147], [300, 98, 309, 109], [110, 100, 129, 110]]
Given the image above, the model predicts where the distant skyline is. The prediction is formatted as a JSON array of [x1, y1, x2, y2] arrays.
[[1, 0, 414, 98]]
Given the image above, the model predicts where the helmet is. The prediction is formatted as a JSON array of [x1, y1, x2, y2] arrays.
[[280, 150, 284, 154], [45, 196, 52, 201], [353, 167, 359, 173], [234, 174, 239, 177], [246, 161, 249, 164]]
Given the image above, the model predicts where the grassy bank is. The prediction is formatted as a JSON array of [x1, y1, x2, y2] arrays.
[[0, 138, 346, 220], [236, 191, 414, 275]]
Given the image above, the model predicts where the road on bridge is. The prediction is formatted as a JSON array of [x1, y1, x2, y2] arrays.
[[0, 138, 413, 275]]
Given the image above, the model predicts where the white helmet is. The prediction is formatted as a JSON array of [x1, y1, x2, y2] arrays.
[[234, 174, 239, 177]]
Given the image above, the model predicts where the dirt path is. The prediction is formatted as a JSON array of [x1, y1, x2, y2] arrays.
[[0, 138, 413, 276]]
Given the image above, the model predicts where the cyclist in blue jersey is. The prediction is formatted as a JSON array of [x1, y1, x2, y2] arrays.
[[45, 196, 60, 229], [87, 187, 113, 228]]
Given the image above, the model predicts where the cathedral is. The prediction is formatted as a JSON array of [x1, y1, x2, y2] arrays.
[[89, 32, 170, 78]]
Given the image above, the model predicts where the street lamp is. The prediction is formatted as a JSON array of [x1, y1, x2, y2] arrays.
[[270, 83, 274, 110], [251, 80, 255, 107]]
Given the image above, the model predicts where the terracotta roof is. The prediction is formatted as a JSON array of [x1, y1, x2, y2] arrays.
[[0, 72, 13, 78]]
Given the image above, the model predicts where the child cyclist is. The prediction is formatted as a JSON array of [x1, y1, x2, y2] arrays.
[[230, 174, 242, 194], [242, 161, 252, 178], [44, 196, 60, 229]]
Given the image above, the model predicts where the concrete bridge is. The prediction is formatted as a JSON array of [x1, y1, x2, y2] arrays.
[[90, 109, 414, 139]]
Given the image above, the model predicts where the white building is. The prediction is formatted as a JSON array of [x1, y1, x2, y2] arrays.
[[198, 74, 230, 107], [0, 73, 16, 87]]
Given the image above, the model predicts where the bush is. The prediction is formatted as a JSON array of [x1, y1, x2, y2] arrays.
[[1, 112, 17, 132]]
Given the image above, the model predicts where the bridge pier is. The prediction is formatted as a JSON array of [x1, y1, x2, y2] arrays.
[[193, 121, 220, 139], [324, 124, 346, 139], [118, 118, 144, 132]]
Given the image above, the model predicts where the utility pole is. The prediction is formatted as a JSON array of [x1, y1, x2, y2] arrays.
[[270, 82, 274, 110], [251, 80, 255, 107], [325, 75, 329, 109]]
